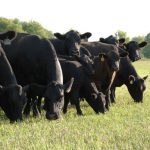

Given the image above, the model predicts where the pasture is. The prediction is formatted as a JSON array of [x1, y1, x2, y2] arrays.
[[0, 60, 150, 150]]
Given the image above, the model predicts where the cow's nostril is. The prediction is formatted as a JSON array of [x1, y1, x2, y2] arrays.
[[46, 112, 59, 120]]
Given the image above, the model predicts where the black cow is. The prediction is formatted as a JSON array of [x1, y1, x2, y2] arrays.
[[80, 41, 128, 109], [24, 56, 106, 116], [0, 31, 28, 122], [59, 57, 106, 115], [52, 31, 126, 110], [59, 49, 120, 111], [2, 31, 74, 120], [110, 57, 148, 103], [99, 35, 125, 46], [51, 30, 95, 75], [99, 35, 147, 62], [124, 41, 147, 62], [51, 30, 92, 56]]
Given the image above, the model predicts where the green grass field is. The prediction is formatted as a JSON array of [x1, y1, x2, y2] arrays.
[[0, 60, 150, 150]]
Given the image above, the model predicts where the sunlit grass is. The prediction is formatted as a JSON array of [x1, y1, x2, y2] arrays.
[[0, 60, 150, 150]]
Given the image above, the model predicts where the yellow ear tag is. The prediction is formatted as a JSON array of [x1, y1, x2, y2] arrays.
[[101, 55, 105, 62], [4, 38, 11, 45], [130, 80, 134, 84]]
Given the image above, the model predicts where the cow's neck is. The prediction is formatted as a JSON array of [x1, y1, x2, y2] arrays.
[[0, 48, 17, 86], [119, 57, 138, 85], [48, 47, 63, 85]]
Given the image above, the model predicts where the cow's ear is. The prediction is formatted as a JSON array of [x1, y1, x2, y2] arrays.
[[0, 30, 17, 45], [99, 38, 105, 43], [143, 75, 148, 81], [6, 31, 17, 40], [54, 33, 65, 40], [99, 53, 107, 62], [64, 77, 74, 93], [129, 75, 136, 84], [0, 85, 5, 95], [119, 49, 128, 57], [119, 38, 125, 44], [80, 32, 92, 39], [0, 30, 16, 40], [139, 41, 147, 48]]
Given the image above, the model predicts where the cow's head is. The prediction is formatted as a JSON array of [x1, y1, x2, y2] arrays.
[[127, 75, 148, 102], [99, 36, 128, 64], [54, 30, 92, 56], [124, 41, 147, 62], [100, 35, 118, 45], [0, 84, 29, 122], [99, 35, 126, 47], [0, 30, 17, 45], [32, 78, 74, 120], [97, 50, 121, 72], [91, 92, 106, 113], [80, 32, 92, 42]]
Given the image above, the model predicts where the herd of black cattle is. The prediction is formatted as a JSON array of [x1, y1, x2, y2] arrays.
[[0, 30, 148, 123]]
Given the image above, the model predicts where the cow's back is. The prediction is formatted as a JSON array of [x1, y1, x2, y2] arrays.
[[4, 34, 63, 85], [81, 41, 118, 56]]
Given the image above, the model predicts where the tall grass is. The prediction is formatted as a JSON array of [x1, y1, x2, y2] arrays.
[[0, 60, 150, 150]]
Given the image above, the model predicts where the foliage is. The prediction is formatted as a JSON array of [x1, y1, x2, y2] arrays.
[[22, 21, 53, 38], [0, 17, 23, 32], [115, 30, 149, 58], [0, 60, 150, 150], [132, 35, 145, 43], [0, 17, 149, 58], [0, 17, 54, 38], [142, 33, 150, 58], [131, 35, 145, 58], [115, 30, 130, 42]]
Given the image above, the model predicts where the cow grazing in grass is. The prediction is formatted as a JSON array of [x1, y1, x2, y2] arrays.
[[59, 57, 106, 115], [25, 56, 106, 116], [0, 31, 28, 122], [2, 31, 74, 120], [51, 31, 124, 110], [81, 41, 128, 109], [110, 57, 148, 103]]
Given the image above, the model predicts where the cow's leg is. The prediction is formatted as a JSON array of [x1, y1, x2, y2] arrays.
[[37, 96, 42, 114], [110, 88, 116, 103], [72, 91, 83, 115], [105, 89, 111, 110], [63, 95, 69, 114], [32, 97, 40, 117], [23, 98, 32, 116]]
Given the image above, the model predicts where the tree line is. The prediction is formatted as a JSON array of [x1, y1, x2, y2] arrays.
[[0, 17, 53, 38], [0, 17, 149, 58], [116, 30, 150, 58]]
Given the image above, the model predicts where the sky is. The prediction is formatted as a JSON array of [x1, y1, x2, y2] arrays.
[[0, 0, 150, 41]]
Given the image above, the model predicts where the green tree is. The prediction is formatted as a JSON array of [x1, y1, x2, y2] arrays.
[[131, 36, 146, 58], [21, 21, 53, 38], [142, 33, 150, 58], [115, 30, 130, 42], [0, 17, 23, 32], [132, 36, 145, 43], [0, 17, 54, 38]]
